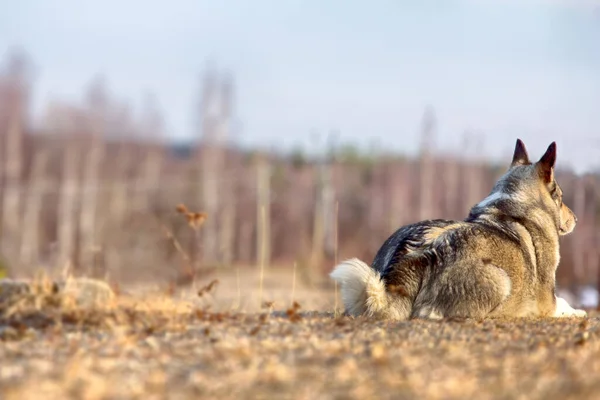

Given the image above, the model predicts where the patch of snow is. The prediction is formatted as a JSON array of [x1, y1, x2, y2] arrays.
[[579, 285, 599, 309]]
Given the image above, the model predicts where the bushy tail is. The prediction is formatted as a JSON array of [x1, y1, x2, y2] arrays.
[[330, 258, 411, 320]]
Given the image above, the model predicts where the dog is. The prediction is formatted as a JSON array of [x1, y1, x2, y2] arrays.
[[330, 139, 587, 320]]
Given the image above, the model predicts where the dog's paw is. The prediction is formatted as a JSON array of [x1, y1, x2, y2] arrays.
[[553, 297, 587, 318], [572, 308, 588, 318]]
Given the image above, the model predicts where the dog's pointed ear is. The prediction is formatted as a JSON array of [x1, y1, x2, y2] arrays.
[[511, 138, 530, 167], [536, 141, 556, 183]]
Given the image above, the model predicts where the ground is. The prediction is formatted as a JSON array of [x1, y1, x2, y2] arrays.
[[1, 268, 599, 400]]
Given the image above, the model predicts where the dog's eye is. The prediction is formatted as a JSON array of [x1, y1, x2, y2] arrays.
[[550, 185, 562, 203], [554, 192, 562, 204]]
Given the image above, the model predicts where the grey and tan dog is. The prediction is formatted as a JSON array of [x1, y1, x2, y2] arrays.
[[331, 139, 586, 320]]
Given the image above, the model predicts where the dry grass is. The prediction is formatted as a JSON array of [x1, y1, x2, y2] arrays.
[[1, 268, 600, 400], [2, 204, 599, 399]]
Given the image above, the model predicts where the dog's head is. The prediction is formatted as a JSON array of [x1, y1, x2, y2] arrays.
[[480, 139, 576, 236]]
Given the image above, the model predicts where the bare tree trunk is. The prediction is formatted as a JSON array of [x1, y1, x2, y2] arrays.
[[592, 179, 600, 300], [129, 145, 163, 277], [58, 138, 80, 271], [256, 155, 271, 269], [388, 161, 410, 233], [134, 145, 163, 212], [388, 164, 401, 233], [199, 67, 224, 267], [101, 143, 130, 278], [201, 145, 220, 266], [2, 112, 23, 264], [109, 144, 130, 223], [220, 193, 236, 266], [136, 94, 165, 213], [322, 162, 336, 258], [216, 149, 234, 267], [462, 132, 485, 214], [443, 157, 460, 218], [418, 107, 436, 220], [418, 155, 434, 220], [310, 165, 325, 279], [79, 134, 104, 277], [217, 73, 234, 267], [239, 220, 253, 265], [573, 176, 586, 290], [368, 164, 387, 251], [19, 149, 50, 269]]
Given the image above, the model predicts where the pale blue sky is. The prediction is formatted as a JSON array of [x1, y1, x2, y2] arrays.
[[1, 0, 599, 171]]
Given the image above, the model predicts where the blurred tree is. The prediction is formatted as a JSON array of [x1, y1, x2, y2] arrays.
[[80, 75, 109, 276], [418, 105, 436, 220], [84, 74, 109, 115], [290, 145, 307, 169], [336, 143, 363, 164], [1, 48, 34, 269]]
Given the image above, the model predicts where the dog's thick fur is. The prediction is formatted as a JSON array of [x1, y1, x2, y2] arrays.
[[331, 139, 587, 320]]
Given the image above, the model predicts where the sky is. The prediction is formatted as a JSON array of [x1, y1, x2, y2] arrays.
[[1, 0, 600, 172]]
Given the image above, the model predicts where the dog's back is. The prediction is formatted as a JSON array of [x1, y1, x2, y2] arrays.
[[371, 219, 459, 275]]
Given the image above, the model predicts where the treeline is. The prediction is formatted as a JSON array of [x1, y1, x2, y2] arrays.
[[0, 49, 598, 292]]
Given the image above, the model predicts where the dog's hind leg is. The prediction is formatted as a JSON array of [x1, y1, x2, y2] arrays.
[[413, 261, 512, 320]]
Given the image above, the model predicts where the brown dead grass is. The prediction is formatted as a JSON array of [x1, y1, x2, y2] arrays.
[[1, 269, 600, 400]]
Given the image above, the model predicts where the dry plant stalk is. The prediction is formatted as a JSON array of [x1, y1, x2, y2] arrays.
[[176, 204, 208, 231], [160, 224, 191, 265], [235, 267, 241, 310], [160, 204, 210, 288], [261, 301, 275, 310], [197, 279, 219, 298], [291, 262, 297, 307], [286, 301, 302, 323]]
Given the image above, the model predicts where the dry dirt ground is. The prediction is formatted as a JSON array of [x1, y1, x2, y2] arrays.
[[1, 268, 600, 400]]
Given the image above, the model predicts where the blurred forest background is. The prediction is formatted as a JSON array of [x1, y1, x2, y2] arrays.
[[0, 48, 599, 301]]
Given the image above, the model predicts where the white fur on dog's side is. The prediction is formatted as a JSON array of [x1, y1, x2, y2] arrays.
[[331, 258, 409, 319], [553, 296, 587, 318]]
